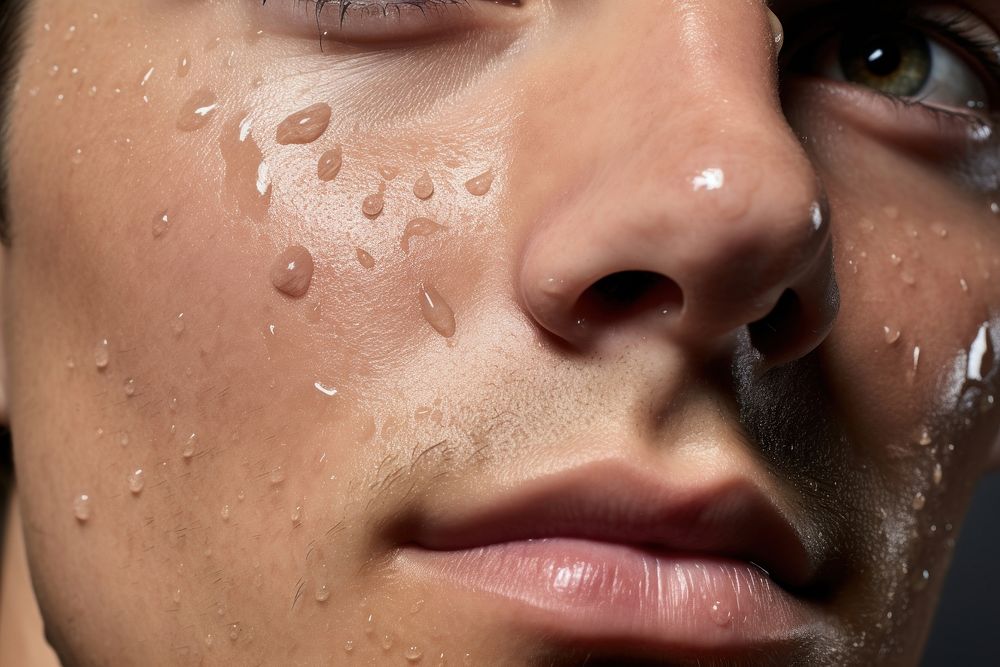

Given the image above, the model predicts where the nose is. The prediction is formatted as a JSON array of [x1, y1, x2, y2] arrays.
[[515, 2, 838, 363]]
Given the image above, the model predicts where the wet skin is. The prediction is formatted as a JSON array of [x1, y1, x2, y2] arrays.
[[5, 0, 1000, 665]]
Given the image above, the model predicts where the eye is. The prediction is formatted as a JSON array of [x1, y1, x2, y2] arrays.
[[787, 9, 999, 116], [260, 0, 524, 47]]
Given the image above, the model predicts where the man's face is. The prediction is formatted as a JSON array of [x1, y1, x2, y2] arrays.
[[6, 0, 1000, 664]]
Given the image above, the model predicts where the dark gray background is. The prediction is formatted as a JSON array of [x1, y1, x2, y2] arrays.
[[922, 473, 1000, 665]]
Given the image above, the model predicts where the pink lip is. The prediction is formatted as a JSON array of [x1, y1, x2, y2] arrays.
[[395, 461, 827, 656]]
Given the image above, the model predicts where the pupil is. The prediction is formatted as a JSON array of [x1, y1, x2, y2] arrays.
[[863, 38, 902, 77]]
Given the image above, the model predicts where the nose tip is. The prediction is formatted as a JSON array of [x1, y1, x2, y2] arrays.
[[519, 178, 839, 363]]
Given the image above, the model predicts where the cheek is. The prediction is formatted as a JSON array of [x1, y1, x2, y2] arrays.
[[802, 119, 1000, 614]]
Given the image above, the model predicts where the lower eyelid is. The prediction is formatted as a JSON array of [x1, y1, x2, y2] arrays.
[[783, 77, 994, 159]]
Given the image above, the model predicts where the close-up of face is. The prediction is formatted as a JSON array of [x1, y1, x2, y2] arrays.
[[2, 0, 1000, 664]]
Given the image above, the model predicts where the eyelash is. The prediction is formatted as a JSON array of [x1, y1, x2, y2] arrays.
[[288, 0, 468, 27]]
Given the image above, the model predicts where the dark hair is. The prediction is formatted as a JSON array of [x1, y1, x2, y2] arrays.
[[0, 0, 30, 247], [0, 0, 30, 504]]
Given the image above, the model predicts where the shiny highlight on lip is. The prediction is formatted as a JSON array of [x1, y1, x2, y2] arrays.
[[402, 539, 816, 654]]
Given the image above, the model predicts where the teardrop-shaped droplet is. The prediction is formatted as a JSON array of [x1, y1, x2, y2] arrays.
[[95, 338, 110, 369], [356, 248, 375, 269], [318, 145, 342, 181], [413, 172, 434, 199], [127, 468, 145, 494], [362, 188, 384, 219], [177, 51, 191, 78], [73, 493, 92, 521], [401, 217, 444, 253], [275, 102, 331, 145], [270, 245, 314, 298], [419, 283, 456, 338], [151, 210, 170, 237], [465, 170, 493, 196], [379, 164, 399, 180], [176, 87, 219, 131]]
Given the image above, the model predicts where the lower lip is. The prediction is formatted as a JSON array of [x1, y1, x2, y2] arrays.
[[400, 538, 818, 655]]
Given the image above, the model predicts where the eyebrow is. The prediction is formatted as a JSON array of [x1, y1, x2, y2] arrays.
[[0, 0, 31, 247]]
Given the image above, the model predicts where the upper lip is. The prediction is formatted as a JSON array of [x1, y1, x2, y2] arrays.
[[408, 460, 817, 591]]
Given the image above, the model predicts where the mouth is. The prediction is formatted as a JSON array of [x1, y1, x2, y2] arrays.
[[393, 460, 831, 659]]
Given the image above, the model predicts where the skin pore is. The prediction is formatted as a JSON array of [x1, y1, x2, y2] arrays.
[[3, 0, 1000, 664]]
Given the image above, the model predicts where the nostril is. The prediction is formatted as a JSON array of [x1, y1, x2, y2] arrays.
[[747, 289, 802, 358], [575, 271, 683, 323]]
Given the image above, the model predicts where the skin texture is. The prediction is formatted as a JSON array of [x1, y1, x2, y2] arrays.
[[4, 0, 1000, 664]]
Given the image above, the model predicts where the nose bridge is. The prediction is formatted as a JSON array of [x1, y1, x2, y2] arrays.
[[512, 0, 837, 357]]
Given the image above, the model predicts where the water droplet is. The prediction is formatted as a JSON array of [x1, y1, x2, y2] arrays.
[[73, 493, 92, 522], [237, 489, 245, 501], [933, 463, 943, 485], [419, 283, 456, 338], [71, 147, 84, 165], [118, 431, 130, 446], [709, 600, 733, 627], [204, 634, 214, 647], [139, 65, 155, 87], [220, 504, 231, 521], [967, 322, 993, 381], [889, 253, 903, 266], [401, 217, 444, 253], [883, 326, 901, 345], [464, 170, 494, 196], [317, 145, 342, 181], [379, 164, 399, 180], [901, 271, 916, 286], [177, 52, 191, 77], [992, 201, 1000, 215], [172, 312, 185, 336], [356, 248, 375, 269], [151, 210, 170, 237], [127, 468, 145, 494], [918, 429, 932, 446], [314, 381, 338, 397], [123, 377, 136, 396], [314, 584, 330, 602], [229, 623, 240, 641], [405, 645, 424, 662], [269, 245, 314, 298], [365, 612, 375, 635], [913, 492, 926, 511], [176, 88, 219, 131], [94, 339, 110, 369], [291, 504, 303, 524], [344, 639, 355, 653], [48, 63, 59, 77], [182, 433, 197, 459], [883, 205, 899, 220], [172, 587, 182, 603], [931, 222, 948, 238], [362, 186, 385, 218], [220, 113, 272, 221], [960, 277, 970, 293], [381, 633, 394, 651], [275, 102, 331, 145], [413, 173, 434, 199], [912, 345, 921, 373], [64, 25, 76, 41], [270, 466, 285, 485]]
